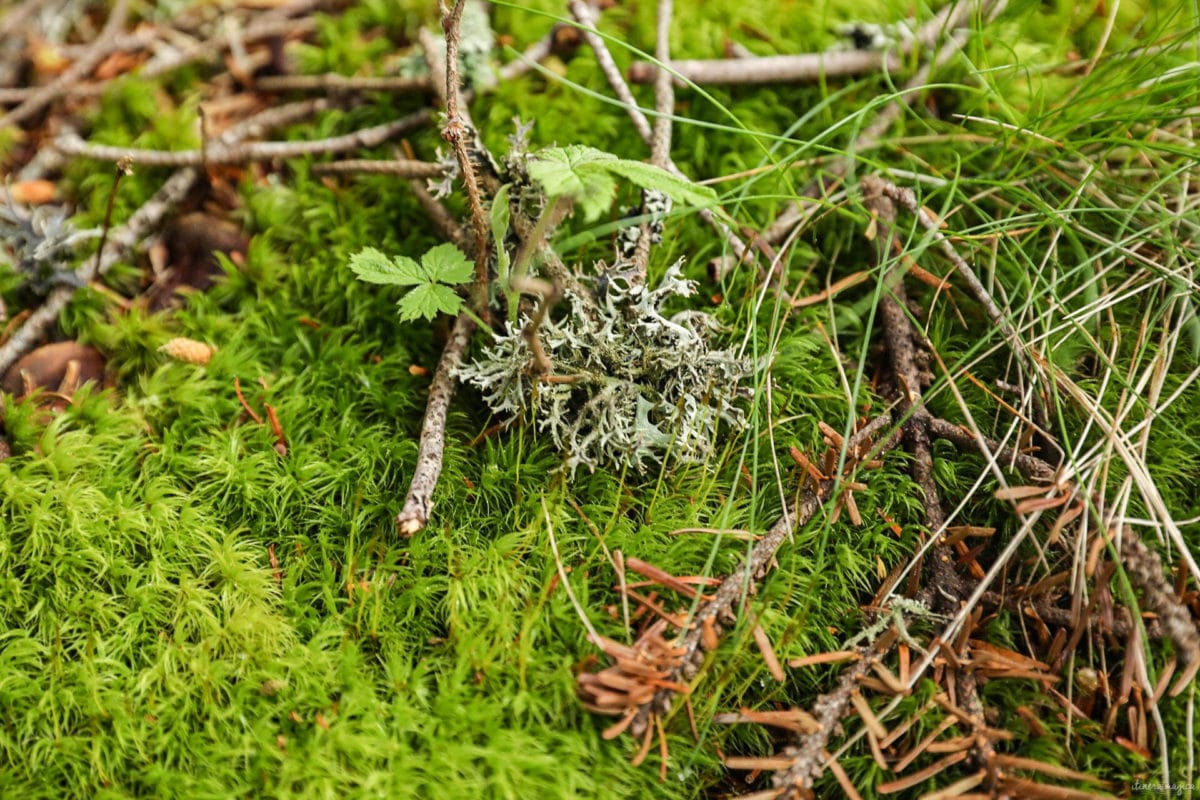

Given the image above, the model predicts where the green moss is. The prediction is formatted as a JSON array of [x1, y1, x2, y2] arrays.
[[1, 0, 1198, 797]]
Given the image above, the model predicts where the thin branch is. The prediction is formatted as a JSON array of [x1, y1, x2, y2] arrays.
[[135, 1, 325, 83], [630, 0, 675, 277], [863, 177, 966, 613], [310, 159, 448, 178], [927, 415, 1056, 483], [0, 0, 129, 130], [423, 10, 493, 322], [254, 73, 432, 93], [566, 0, 652, 143], [628, 50, 900, 87], [54, 106, 432, 166], [396, 312, 477, 536]]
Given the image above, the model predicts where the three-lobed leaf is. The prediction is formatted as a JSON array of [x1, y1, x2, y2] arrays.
[[349, 243, 474, 322], [526, 144, 717, 221], [349, 247, 425, 286], [398, 283, 463, 322], [420, 242, 474, 284]]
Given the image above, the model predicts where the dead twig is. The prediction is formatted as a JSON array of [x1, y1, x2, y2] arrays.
[[628, 50, 900, 87], [0, 0, 129, 130], [863, 177, 966, 614], [510, 275, 561, 376], [254, 73, 432, 94], [629, 0, 675, 279], [54, 107, 432, 166], [420, 11, 493, 322], [396, 312, 477, 536], [309, 159, 448, 178], [926, 415, 1056, 483]]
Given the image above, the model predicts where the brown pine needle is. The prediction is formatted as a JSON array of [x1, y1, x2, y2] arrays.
[[631, 716, 656, 767], [787, 650, 860, 668], [624, 557, 702, 598], [826, 751, 865, 800], [713, 708, 821, 734], [877, 750, 970, 794], [991, 754, 1110, 785], [850, 691, 888, 740], [918, 770, 988, 800], [233, 377, 264, 425], [655, 713, 669, 782], [791, 270, 871, 308], [997, 776, 1119, 800], [601, 709, 639, 740], [753, 624, 786, 682], [894, 716, 958, 773], [724, 756, 796, 771]]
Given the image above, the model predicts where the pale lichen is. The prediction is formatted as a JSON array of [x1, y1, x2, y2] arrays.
[[455, 261, 749, 473]]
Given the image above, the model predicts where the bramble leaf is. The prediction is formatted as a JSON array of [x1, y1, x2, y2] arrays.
[[527, 144, 717, 222], [421, 243, 474, 285], [490, 184, 512, 278], [350, 247, 426, 286], [526, 145, 619, 222], [603, 160, 717, 208], [398, 283, 464, 322]]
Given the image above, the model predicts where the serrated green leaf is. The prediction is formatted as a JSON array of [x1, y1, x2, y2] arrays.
[[349, 247, 425, 286], [604, 160, 718, 208], [420, 242, 474, 285], [398, 283, 463, 322], [526, 145, 618, 222], [490, 183, 512, 278]]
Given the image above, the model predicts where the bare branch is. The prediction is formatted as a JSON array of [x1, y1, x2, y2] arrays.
[[0, 0, 129, 130], [926, 415, 1056, 483], [54, 106, 432, 166], [310, 159, 448, 178], [254, 73, 432, 94], [628, 50, 899, 87], [422, 11, 493, 322], [396, 312, 477, 536], [863, 178, 966, 613]]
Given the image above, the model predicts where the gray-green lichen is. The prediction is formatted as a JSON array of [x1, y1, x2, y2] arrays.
[[454, 262, 749, 473]]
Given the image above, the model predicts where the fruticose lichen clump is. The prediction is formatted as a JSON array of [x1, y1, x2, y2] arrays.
[[454, 261, 750, 473]]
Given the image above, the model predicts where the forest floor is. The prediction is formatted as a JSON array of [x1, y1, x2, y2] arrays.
[[1, 0, 1198, 798]]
